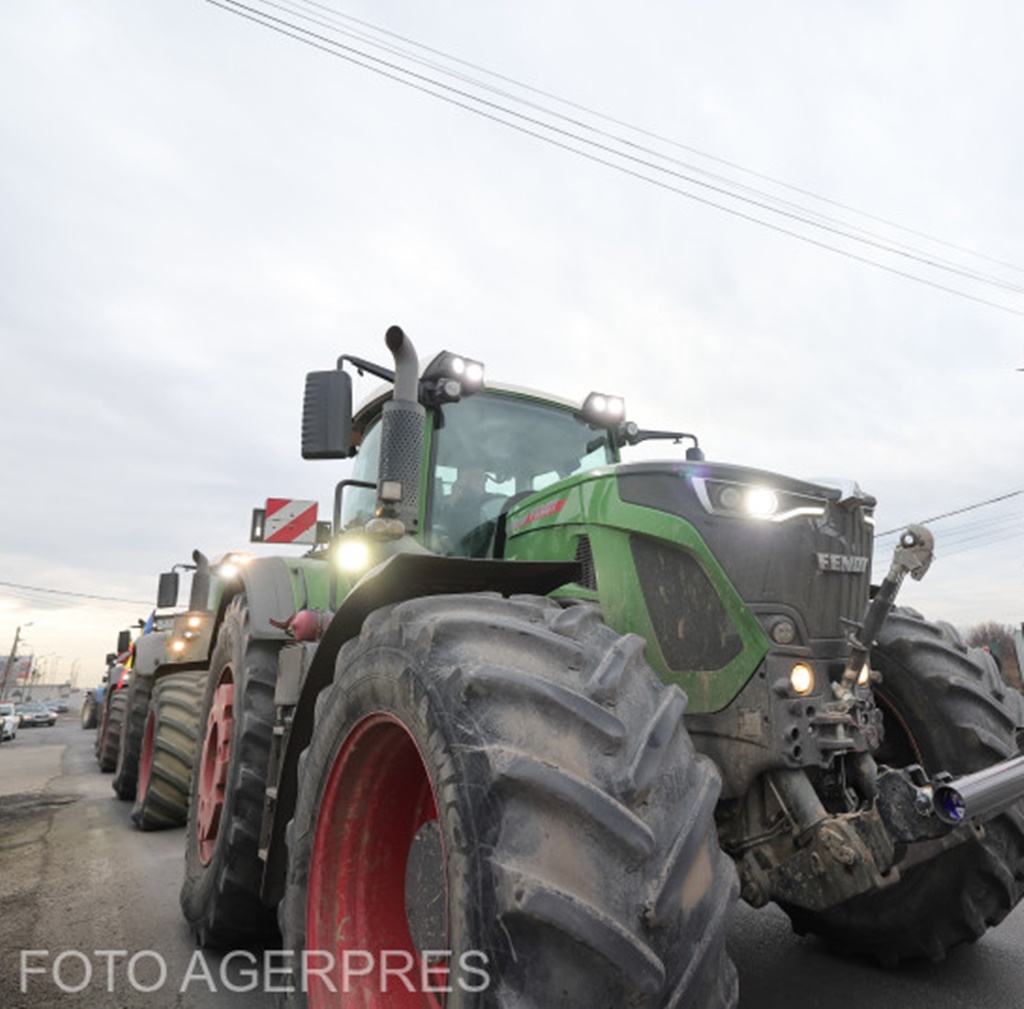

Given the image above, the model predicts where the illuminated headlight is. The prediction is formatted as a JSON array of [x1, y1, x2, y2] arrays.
[[218, 552, 251, 580], [693, 477, 828, 523], [581, 391, 626, 427], [455, 358, 485, 387], [170, 639, 186, 654], [744, 487, 778, 519], [790, 663, 815, 695], [335, 538, 371, 573], [422, 351, 486, 389]]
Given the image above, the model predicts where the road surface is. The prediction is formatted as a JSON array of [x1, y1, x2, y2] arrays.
[[1, 699, 1021, 1007]]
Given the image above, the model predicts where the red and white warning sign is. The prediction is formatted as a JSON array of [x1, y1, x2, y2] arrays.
[[262, 498, 319, 544]]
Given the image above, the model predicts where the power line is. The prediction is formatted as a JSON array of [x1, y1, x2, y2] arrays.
[[288, 0, 1024, 281], [204, 0, 1024, 317], [272, 0, 1024, 295], [875, 490, 1024, 538], [0, 580, 151, 607]]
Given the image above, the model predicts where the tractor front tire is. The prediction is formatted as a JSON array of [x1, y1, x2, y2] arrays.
[[783, 608, 1024, 963], [132, 671, 205, 830], [180, 595, 280, 947], [279, 594, 739, 1009], [98, 689, 128, 773], [112, 673, 154, 800]]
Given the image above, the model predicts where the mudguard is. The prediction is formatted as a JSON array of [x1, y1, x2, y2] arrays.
[[227, 555, 334, 641], [261, 552, 579, 903], [132, 632, 169, 677]]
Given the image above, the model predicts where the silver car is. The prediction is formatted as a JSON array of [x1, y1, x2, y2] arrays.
[[14, 702, 56, 728], [0, 701, 17, 741]]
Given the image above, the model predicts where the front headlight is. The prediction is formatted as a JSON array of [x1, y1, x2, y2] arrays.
[[335, 537, 372, 574], [693, 477, 827, 523]]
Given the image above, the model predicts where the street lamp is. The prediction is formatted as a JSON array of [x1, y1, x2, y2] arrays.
[[1, 622, 33, 701]]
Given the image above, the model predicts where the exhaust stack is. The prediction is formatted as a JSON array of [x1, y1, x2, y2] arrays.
[[375, 326, 425, 532]]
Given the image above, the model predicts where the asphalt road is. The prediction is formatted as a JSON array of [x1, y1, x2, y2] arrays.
[[1, 701, 1021, 1008]]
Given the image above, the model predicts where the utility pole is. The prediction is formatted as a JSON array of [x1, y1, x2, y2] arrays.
[[1, 622, 32, 701]]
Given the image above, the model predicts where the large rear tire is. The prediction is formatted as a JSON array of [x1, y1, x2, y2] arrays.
[[782, 608, 1024, 963], [112, 673, 154, 800], [98, 689, 128, 773], [180, 595, 280, 946], [279, 594, 739, 1008], [132, 671, 205, 830]]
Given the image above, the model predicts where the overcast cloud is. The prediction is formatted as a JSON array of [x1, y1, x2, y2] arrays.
[[1, 0, 1021, 684]]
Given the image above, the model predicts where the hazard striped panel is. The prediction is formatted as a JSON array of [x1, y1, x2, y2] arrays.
[[263, 498, 319, 544]]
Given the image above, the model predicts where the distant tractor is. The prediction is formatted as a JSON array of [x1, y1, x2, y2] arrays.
[[94, 634, 131, 772], [176, 327, 1024, 1007], [80, 687, 101, 730], [107, 552, 250, 830]]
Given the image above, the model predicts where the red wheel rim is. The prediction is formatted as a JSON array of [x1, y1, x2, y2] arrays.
[[138, 709, 156, 801], [197, 674, 234, 866], [307, 713, 448, 1008]]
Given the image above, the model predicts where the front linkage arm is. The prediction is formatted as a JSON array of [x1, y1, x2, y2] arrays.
[[836, 523, 934, 699]]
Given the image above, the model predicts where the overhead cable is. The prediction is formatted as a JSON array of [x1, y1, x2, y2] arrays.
[[204, 0, 1024, 316]]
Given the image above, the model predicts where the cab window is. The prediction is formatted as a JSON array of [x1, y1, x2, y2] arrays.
[[429, 393, 614, 557]]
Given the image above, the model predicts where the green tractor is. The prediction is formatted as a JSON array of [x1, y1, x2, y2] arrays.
[[178, 326, 1024, 1007]]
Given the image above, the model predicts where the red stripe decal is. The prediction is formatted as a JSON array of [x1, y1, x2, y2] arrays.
[[265, 498, 289, 518], [508, 497, 568, 534], [265, 503, 318, 543]]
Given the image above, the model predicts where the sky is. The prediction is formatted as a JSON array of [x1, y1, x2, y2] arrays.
[[1, 0, 1022, 686]]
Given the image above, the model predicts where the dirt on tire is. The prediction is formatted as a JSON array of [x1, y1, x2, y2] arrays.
[[97, 689, 128, 774], [132, 670, 206, 830], [279, 593, 739, 1008]]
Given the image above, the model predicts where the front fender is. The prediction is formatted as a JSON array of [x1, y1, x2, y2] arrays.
[[222, 554, 334, 641], [261, 553, 578, 905]]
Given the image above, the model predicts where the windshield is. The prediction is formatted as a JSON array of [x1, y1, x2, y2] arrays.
[[338, 391, 615, 556], [429, 392, 614, 556], [339, 417, 384, 530]]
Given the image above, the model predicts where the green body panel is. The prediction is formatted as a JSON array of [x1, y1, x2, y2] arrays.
[[282, 554, 337, 611], [502, 469, 770, 713]]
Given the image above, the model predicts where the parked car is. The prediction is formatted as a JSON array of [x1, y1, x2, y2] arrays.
[[15, 702, 57, 727], [44, 699, 69, 714], [0, 702, 16, 741]]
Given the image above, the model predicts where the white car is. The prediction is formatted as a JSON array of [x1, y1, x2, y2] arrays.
[[0, 701, 17, 741]]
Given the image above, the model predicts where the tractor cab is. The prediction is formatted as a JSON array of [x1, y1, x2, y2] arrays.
[[342, 384, 620, 558]]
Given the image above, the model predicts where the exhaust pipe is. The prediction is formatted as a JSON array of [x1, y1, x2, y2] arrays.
[[375, 326, 425, 532], [189, 550, 211, 611], [386, 325, 419, 404]]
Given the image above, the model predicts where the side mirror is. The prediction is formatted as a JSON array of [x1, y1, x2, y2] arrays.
[[157, 571, 180, 609], [302, 369, 353, 459], [116, 629, 131, 655]]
